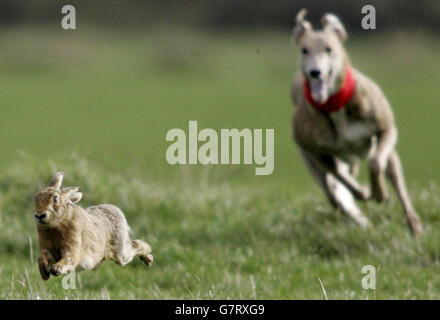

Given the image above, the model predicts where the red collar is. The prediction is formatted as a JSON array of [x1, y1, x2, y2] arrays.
[[304, 67, 356, 113]]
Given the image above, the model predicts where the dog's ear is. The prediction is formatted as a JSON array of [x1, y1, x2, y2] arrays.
[[321, 13, 347, 42], [293, 9, 312, 44]]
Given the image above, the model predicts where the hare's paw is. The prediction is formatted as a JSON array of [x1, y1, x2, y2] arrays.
[[50, 264, 63, 276], [50, 263, 74, 276], [140, 253, 154, 267], [39, 264, 50, 281]]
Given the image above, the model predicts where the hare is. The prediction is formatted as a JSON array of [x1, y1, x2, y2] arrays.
[[34, 172, 153, 280]]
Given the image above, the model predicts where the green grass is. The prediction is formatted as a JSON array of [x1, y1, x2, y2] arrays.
[[1, 156, 439, 299], [0, 27, 439, 299]]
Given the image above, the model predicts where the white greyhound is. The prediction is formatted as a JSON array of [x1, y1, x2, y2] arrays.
[[291, 9, 422, 236]]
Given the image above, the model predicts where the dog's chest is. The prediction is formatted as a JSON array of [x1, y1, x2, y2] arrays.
[[328, 111, 377, 156]]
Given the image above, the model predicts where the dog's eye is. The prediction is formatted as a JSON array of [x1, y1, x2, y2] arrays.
[[325, 47, 332, 53], [301, 48, 309, 55], [53, 196, 58, 203]]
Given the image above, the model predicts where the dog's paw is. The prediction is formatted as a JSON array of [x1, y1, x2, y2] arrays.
[[408, 214, 423, 238], [372, 187, 390, 203], [354, 185, 371, 201]]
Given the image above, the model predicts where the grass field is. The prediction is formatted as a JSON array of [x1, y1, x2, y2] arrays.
[[0, 26, 439, 299]]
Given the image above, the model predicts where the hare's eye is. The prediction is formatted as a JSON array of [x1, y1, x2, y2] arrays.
[[53, 196, 58, 203], [325, 46, 332, 53], [302, 48, 309, 55]]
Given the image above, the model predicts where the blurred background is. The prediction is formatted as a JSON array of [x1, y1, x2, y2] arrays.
[[0, 0, 439, 300], [0, 0, 438, 187], [1, 0, 439, 32]]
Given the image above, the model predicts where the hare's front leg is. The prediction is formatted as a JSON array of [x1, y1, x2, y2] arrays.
[[50, 249, 79, 276], [38, 249, 52, 280]]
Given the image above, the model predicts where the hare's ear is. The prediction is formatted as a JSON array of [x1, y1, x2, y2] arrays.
[[293, 8, 312, 44], [321, 13, 347, 41], [69, 192, 83, 204], [62, 187, 82, 203], [50, 172, 64, 189]]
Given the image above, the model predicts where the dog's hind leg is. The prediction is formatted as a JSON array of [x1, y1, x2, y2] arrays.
[[386, 150, 423, 236]]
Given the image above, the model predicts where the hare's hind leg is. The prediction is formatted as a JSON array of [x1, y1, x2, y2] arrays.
[[113, 223, 153, 266], [114, 239, 135, 266], [114, 235, 153, 267], [132, 240, 154, 266], [112, 221, 139, 266], [108, 206, 153, 267]]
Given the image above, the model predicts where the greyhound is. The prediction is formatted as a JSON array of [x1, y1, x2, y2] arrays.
[[290, 9, 422, 236]]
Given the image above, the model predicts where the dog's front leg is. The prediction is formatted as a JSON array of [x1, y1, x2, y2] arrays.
[[334, 159, 372, 200], [314, 155, 371, 201], [299, 149, 370, 226], [369, 127, 397, 202]]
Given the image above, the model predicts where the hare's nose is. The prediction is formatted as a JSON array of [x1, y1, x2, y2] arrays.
[[35, 213, 47, 221]]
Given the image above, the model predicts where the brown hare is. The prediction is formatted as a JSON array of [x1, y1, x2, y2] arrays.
[[34, 172, 153, 280]]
